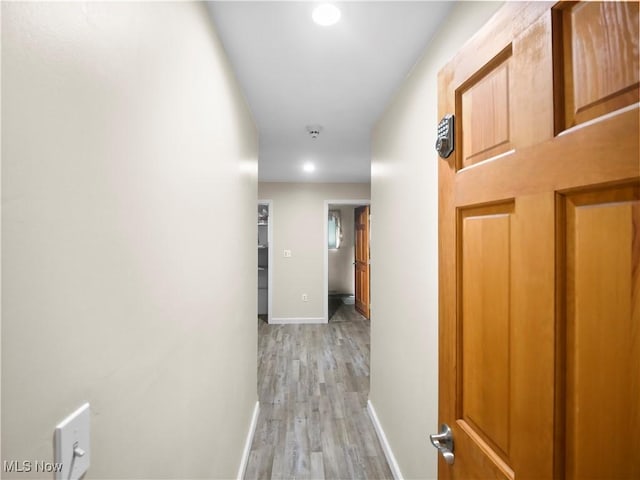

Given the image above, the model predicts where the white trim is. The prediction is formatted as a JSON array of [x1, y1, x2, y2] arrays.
[[367, 400, 404, 480], [258, 200, 273, 324], [237, 401, 260, 480], [323, 199, 371, 322], [269, 317, 327, 325]]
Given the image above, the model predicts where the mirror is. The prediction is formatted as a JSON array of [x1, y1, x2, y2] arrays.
[[328, 210, 342, 249]]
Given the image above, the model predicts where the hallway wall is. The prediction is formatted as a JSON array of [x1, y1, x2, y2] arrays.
[[369, 2, 503, 478], [258, 182, 369, 322], [2, 2, 257, 478]]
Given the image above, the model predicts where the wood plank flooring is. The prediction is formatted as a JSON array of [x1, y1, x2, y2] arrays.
[[245, 304, 393, 480]]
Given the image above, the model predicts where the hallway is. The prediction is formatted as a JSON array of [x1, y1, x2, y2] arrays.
[[246, 305, 392, 479]]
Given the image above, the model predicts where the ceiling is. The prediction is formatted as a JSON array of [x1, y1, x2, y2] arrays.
[[207, 1, 453, 183]]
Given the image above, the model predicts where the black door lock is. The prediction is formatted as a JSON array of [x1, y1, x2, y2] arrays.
[[436, 114, 454, 159]]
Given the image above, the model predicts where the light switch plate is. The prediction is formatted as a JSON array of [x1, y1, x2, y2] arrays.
[[55, 403, 90, 480], [283, 249, 292, 257]]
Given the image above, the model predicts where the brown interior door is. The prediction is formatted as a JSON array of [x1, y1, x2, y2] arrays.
[[437, 2, 639, 478], [355, 205, 370, 319]]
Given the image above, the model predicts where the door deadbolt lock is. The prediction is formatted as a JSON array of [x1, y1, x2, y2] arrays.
[[436, 114, 454, 159]]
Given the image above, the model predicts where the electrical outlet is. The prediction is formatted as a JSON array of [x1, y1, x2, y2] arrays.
[[283, 249, 292, 258], [302, 293, 308, 302]]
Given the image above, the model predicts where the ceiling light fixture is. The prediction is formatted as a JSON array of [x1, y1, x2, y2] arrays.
[[303, 162, 316, 173], [312, 4, 341, 26]]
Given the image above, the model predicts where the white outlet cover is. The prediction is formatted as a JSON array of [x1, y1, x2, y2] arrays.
[[284, 249, 292, 257], [55, 403, 90, 480]]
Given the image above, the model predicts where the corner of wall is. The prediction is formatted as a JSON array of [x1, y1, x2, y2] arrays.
[[367, 400, 404, 480], [369, 2, 503, 478]]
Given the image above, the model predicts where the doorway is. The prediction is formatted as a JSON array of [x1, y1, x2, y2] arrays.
[[324, 200, 370, 322], [257, 200, 272, 323]]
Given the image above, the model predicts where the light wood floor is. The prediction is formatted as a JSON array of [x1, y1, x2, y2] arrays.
[[245, 304, 393, 480]]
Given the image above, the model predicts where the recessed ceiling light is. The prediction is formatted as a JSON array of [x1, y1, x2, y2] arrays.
[[312, 4, 341, 26], [303, 162, 316, 173]]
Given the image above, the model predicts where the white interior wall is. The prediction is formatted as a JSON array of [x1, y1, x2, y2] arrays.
[[369, 2, 503, 478], [258, 182, 369, 322], [1, 2, 258, 478], [328, 205, 356, 295]]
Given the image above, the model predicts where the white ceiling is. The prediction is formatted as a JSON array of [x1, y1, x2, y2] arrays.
[[207, 1, 453, 183]]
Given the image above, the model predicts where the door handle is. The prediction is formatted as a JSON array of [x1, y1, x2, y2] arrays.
[[429, 424, 454, 465]]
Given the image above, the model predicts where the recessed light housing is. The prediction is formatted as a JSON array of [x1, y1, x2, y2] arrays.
[[312, 4, 341, 26], [303, 162, 316, 173]]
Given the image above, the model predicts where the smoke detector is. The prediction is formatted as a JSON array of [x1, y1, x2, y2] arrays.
[[306, 125, 323, 139]]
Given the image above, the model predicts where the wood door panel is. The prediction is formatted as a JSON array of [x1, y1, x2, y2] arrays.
[[451, 419, 514, 480], [459, 53, 513, 168], [559, 1, 640, 129], [455, 195, 557, 478], [355, 206, 370, 319], [511, 11, 555, 149], [510, 193, 555, 478], [563, 184, 640, 479], [460, 204, 513, 459], [355, 264, 369, 314], [438, 2, 639, 478], [446, 3, 553, 91]]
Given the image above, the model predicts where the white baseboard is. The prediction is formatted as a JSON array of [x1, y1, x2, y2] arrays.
[[237, 401, 260, 480], [367, 400, 404, 480], [269, 317, 327, 324]]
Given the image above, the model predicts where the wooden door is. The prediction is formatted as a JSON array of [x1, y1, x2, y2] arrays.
[[355, 205, 370, 319], [438, 2, 639, 478]]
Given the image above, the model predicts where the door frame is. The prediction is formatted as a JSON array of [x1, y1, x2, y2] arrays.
[[323, 199, 371, 322], [258, 199, 273, 324]]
